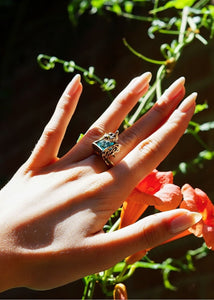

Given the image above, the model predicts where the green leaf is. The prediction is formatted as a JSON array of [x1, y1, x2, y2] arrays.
[[208, 5, 214, 17], [199, 150, 214, 160], [63, 61, 75, 72], [91, 0, 105, 10], [112, 3, 122, 14], [177, 161, 188, 174], [77, 133, 84, 143], [200, 121, 214, 131], [151, 0, 197, 13], [124, 1, 133, 13], [165, 0, 197, 9], [194, 102, 208, 114], [113, 262, 126, 273], [102, 78, 116, 91]]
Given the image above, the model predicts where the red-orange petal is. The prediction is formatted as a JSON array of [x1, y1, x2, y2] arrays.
[[119, 189, 148, 228], [181, 184, 211, 214], [162, 229, 192, 245], [181, 184, 214, 248], [136, 169, 173, 195], [154, 183, 182, 211], [203, 223, 214, 249], [125, 249, 147, 265]]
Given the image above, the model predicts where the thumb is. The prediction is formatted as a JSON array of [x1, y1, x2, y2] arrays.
[[88, 209, 201, 271]]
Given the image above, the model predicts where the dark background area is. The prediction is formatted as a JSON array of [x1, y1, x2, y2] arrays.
[[0, 0, 214, 298]]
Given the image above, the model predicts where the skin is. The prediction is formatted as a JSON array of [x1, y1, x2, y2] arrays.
[[0, 73, 200, 291]]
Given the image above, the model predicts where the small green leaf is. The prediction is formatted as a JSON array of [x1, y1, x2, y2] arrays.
[[63, 61, 75, 72], [195, 102, 208, 114], [124, 1, 133, 13], [102, 78, 116, 91], [151, 0, 197, 13], [77, 133, 84, 143], [91, 0, 105, 10], [113, 262, 126, 273], [112, 3, 122, 15], [208, 5, 214, 17], [178, 162, 188, 174], [200, 121, 214, 131], [199, 150, 214, 160]]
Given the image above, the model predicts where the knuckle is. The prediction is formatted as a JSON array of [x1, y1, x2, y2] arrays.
[[139, 222, 156, 249], [121, 127, 141, 148], [117, 89, 135, 106], [85, 125, 106, 141], [138, 216, 168, 249], [124, 89, 136, 101], [58, 94, 72, 111], [152, 101, 167, 117], [167, 111, 187, 133], [138, 137, 161, 157], [43, 125, 59, 139]]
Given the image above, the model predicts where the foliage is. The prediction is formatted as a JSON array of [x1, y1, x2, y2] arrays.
[[38, 0, 214, 298], [37, 54, 116, 100]]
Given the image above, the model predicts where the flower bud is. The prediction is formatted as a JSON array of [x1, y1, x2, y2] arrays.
[[113, 283, 128, 300]]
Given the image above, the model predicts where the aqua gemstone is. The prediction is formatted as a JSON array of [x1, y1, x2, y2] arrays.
[[96, 140, 114, 151]]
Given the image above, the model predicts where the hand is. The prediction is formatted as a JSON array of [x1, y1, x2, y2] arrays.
[[0, 73, 199, 291]]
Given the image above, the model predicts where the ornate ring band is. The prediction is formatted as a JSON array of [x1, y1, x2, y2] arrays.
[[92, 130, 120, 167]]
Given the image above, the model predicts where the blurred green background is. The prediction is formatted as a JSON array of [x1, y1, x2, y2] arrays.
[[0, 0, 214, 298]]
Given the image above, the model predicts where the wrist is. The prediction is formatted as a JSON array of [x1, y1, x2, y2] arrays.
[[0, 230, 29, 292], [0, 251, 21, 292]]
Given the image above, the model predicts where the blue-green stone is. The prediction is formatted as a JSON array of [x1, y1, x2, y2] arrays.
[[96, 140, 114, 151]]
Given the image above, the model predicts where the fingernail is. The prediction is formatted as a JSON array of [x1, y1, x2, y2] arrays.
[[164, 77, 185, 98], [64, 74, 81, 96], [170, 211, 202, 234], [129, 72, 152, 93], [179, 92, 197, 112]]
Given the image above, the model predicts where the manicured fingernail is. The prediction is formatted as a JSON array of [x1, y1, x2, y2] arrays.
[[64, 74, 81, 96], [164, 77, 185, 98], [179, 92, 197, 112], [130, 72, 152, 93], [170, 211, 202, 234]]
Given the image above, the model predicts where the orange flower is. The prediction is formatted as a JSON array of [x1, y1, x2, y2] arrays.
[[180, 184, 214, 250], [119, 169, 182, 228], [119, 169, 182, 264]]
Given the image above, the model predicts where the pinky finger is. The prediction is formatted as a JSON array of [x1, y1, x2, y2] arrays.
[[86, 209, 201, 272]]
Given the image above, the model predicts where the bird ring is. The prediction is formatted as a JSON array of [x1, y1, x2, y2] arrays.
[[92, 130, 121, 167]]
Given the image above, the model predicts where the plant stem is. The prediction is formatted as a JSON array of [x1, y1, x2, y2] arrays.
[[123, 38, 166, 65], [37, 54, 115, 100], [128, 81, 157, 125], [82, 277, 96, 300], [108, 217, 120, 233], [178, 7, 189, 44]]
